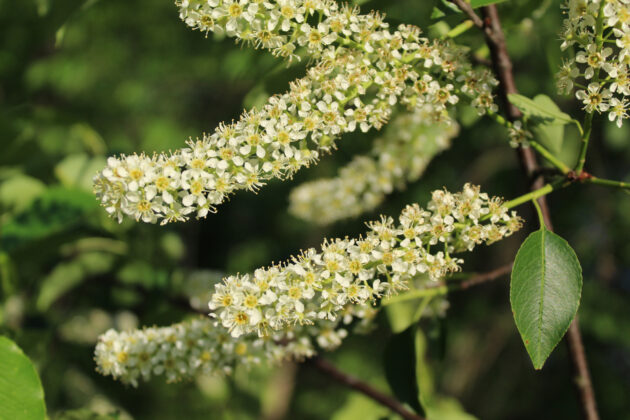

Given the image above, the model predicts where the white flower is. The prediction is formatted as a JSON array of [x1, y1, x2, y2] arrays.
[[576, 83, 612, 112], [558, 0, 630, 125], [211, 184, 522, 337], [288, 106, 458, 224], [96, 0, 500, 225], [609, 97, 628, 127]]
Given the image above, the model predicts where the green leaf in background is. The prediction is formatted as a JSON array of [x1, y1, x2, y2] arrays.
[[529, 95, 569, 154], [384, 326, 425, 416], [431, 0, 462, 19], [384, 325, 477, 420], [532, 121, 565, 155], [329, 393, 389, 420], [37, 252, 115, 311], [470, 0, 507, 8], [385, 300, 420, 333], [510, 228, 582, 369], [1, 187, 99, 253], [0, 336, 46, 420], [53, 408, 121, 420], [507, 93, 573, 124], [0, 252, 17, 298], [0, 174, 46, 214], [55, 153, 107, 191]]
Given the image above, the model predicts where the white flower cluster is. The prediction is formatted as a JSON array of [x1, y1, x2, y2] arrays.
[[558, 0, 630, 126], [288, 106, 458, 224], [93, 0, 498, 225], [212, 184, 522, 338], [95, 185, 520, 386], [94, 305, 377, 386], [507, 120, 533, 148]]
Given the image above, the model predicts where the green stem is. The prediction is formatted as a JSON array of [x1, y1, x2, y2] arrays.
[[382, 286, 448, 305], [575, 0, 606, 175], [576, 111, 594, 174], [532, 197, 546, 229], [587, 176, 630, 190], [529, 141, 571, 174], [502, 181, 565, 211], [444, 20, 475, 39], [486, 110, 570, 174], [382, 264, 513, 305]]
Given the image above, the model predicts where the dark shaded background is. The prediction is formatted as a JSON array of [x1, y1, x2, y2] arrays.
[[1, 0, 630, 418]]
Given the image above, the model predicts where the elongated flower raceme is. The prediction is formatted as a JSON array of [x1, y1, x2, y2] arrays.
[[211, 184, 522, 338], [288, 106, 458, 224], [94, 305, 377, 386], [93, 0, 498, 225], [95, 185, 518, 386], [558, 0, 630, 126]]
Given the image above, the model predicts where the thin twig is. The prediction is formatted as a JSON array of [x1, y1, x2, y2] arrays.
[[566, 317, 600, 420], [456, 263, 512, 290], [448, 0, 495, 42], [308, 357, 425, 420], [473, 4, 600, 419], [383, 262, 512, 305]]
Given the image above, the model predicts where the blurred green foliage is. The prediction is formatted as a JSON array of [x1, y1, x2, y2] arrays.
[[1, 0, 630, 419]]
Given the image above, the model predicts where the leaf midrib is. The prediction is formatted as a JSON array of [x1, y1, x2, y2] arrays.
[[537, 228, 546, 363]]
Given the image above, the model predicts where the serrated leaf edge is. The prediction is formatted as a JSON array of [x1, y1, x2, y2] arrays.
[[507, 93, 572, 124]]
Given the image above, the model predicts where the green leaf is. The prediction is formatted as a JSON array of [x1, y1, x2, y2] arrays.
[[55, 153, 107, 192], [532, 122, 565, 155], [0, 174, 46, 214], [385, 324, 476, 420], [430, 0, 462, 19], [385, 301, 419, 333], [330, 392, 389, 420], [530, 95, 569, 153], [1, 187, 99, 253], [53, 408, 121, 420], [414, 326, 435, 409], [431, 7, 447, 19], [507, 93, 573, 124], [37, 252, 114, 311], [470, 0, 507, 8], [0, 336, 46, 420], [510, 228, 583, 369], [383, 326, 425, 416]]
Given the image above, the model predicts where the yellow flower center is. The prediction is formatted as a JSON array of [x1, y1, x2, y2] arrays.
[[326, 259, 340, 272], [228, 4, 243, 18], [247, 133, 261, 146], [137, 200, 151, 212], [116, 351, 128, 363], [281, 5, 295, 18], [155, 176, 170, 191], [235, 312, 249, 325], [190, 180, 203, 195], [303, 117, 317, 131], [219, 147, 234, 160], [308, 30, 322, 45], [288, 287, 302, 299], [244, 295, 258, 308], [348, 260, 362, 274], [191, 158, 205, 169], [129, 169, 143, 180], [304, 272, 316, 285], [200, 15, 214, 26], [277, 131, 290, 145]]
